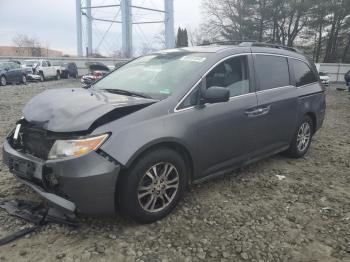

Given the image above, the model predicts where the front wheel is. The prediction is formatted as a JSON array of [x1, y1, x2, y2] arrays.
[[21, 74, 27, 84], [118, 148, 188, 223], [56, 72, 61, 80], [0, 75, 6, 86], [286, 115, 313, 158]]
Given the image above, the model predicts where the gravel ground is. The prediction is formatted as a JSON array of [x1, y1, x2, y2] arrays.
[[0, 80, 349, 262]]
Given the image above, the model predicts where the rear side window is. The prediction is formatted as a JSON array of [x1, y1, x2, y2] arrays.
[[254, 55, 290, 90], [290, 59, 318, 87]]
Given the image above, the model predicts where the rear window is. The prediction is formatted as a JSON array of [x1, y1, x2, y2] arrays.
[[255, 55, 290, 90], [290, 59, 318, 87]]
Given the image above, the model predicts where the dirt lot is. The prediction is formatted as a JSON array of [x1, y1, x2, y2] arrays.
[[0, 79, 349, 262]]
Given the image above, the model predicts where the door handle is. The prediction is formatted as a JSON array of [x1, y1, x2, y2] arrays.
[[259, 105, 271, 115], [245, 105, 271, 117]]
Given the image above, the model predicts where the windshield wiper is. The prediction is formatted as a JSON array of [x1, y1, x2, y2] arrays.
[[101, 89, 153, 99]]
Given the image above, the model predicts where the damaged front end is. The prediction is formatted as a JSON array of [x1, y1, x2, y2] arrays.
[[3, 119, 120, 216], [2, 88, 157, 216]]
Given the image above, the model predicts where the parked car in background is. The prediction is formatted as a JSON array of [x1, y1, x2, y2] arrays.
[[319, 72, 330, 86], [81, 62, 110, 85], [345, 70, 350, 90], [0, 61, 27, 86], [52, 62, 78, 79], [3, 43, 326, 223], [52, 62, 65, 77], [22, 59, 60, 81], [62, 62, 78, 78]]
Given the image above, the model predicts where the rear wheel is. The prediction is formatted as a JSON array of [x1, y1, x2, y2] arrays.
[[118, 148, 188, 223], [56, 71, 61, 80], [39, 72, 45, 82], [0, 75, 6, 86], [286, 115, 313, 158]]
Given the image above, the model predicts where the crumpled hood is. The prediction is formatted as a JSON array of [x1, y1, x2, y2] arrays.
[[23, 88, 157, 132]]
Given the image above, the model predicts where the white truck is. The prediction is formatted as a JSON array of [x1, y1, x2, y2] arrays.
[[22, 59, 60, 81]]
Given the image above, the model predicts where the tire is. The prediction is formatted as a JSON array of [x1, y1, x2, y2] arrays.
[[118, 147, 188, 223], [56, 72, 61, 80], [39, 72, 45, 82], [21, 74, 27, 84], [286, 115, 313, 158], [0, 75, 6, 86]]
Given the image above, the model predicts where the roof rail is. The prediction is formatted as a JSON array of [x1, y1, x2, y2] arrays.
[[198, 40, 256, 46], [198, 40, 302, 53], [239, 42, 301, 53]]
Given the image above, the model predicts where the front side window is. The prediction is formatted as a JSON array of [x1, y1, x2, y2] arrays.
[[42, 61, 48, 67], [291, 59, 318, 87], [11, 63, 20, 69], [205, 56, 250, 97], [178, 84, 200, 109], [93, 52, 212, 100], [255, 55, 290, 90]]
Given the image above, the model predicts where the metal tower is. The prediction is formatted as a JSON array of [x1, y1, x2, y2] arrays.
[[75, 0, 175, 58]]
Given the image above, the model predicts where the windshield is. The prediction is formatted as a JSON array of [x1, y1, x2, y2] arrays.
[[23, 60, 39, 67], [93, 52, 211, 100]]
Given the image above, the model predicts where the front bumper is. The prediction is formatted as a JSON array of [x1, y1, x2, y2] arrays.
[[2, 139, 121, 215], [321, 80, 330, 86], [27, 74, 41, 81]]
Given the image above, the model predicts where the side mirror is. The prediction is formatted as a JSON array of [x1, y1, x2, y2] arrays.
[[201, 86, 230, 104]]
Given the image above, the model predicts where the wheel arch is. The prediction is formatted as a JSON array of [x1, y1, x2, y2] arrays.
[[304, 111, 317, 134], [123, 139, 194, 184]]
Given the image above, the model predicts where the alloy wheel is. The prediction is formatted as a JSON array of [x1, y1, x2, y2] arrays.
[[297, 122, 311, 152], [22, 75, 27, 84], [0, 76, 6, 86], [137, 162, 179, 213]]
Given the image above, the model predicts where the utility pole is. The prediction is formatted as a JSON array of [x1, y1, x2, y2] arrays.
[[164, 0, 175, 49], [121, 0, 132, 58], [75, 0, 83, 56], [77, 0, 174, 57], [86, 0, 93, 56]]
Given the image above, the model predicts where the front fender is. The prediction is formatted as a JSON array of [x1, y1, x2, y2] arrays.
[[96, 114, 198, 169]]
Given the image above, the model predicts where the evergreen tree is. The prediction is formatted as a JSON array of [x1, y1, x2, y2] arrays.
[[176, 27, 189, 47]]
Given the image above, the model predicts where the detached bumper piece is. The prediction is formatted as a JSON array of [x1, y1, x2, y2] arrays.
[[0, 199, 78, 246]]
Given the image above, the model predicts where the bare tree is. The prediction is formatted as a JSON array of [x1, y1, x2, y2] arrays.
[[12, 34, 42, 56], [153, 30, 166, 49], [200, 0, 350, 62]]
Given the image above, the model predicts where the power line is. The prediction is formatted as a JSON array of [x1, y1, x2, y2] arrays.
[[96, 9, 121, 51]]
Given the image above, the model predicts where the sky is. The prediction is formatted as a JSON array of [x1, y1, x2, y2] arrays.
[[0, 0, 203, 56]]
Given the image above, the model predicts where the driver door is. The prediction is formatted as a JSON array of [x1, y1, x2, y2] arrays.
[[194, 55, 258, 177]]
